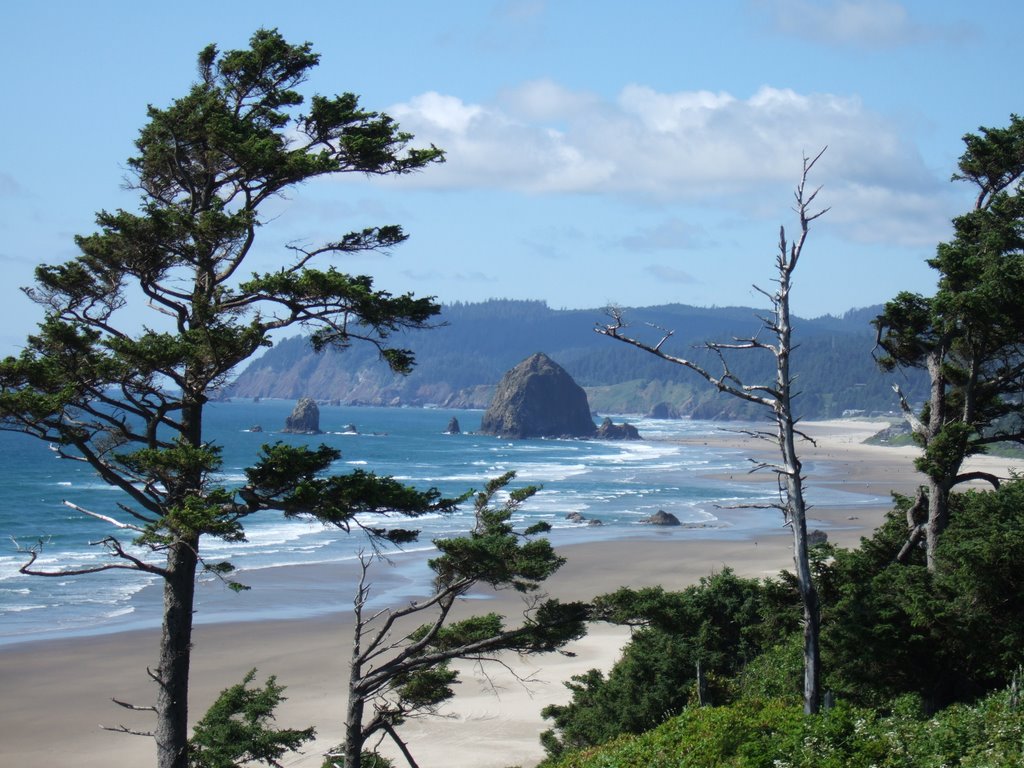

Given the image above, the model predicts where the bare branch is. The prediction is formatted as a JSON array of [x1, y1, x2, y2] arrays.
[[112, 697, 157, 713], [63, 501, 147, 533], [896, 524, 926, 563], [954, 470, 1002, 489], [892, 384, 928, 436], [16, 535, 165, 579], [102, 724, 154, 738]]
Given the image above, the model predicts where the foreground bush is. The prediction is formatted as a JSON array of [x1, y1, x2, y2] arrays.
[[823, 481, 1024, 708], [542, 690, 1024, 768], [541, 569, 798, 758]]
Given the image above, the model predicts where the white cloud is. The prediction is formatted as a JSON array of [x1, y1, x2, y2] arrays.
[[825, 180, 956, 247], [397, 92, 485, 135], [389, 89, 617, 193], [753, 0, 976, 48], [499, 78, 602, 122], [385, 81, 949, 245]]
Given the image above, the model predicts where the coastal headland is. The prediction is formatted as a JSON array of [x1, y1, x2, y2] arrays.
[[3, 419, 1022, 767]]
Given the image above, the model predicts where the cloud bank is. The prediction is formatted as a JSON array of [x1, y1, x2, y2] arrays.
[[387, 79, 953, 247]]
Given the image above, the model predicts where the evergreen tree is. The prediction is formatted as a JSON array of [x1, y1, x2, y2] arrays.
[[0, 30, 449, 768], [189, 670, 315, 768], [874, 114, 1024, 570], [333, 473, 588, 768]]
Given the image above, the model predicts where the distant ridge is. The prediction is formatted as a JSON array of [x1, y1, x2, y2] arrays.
[[225, 299, 925, 419]]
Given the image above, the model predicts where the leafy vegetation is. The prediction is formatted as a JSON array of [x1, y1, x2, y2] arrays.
[[540, 570, 799, 759], [540, 478, 1024, 764], [541, 690, 1024, 768], [874, 114, 1024, 569], [822, 481, 1024, 709], [189, 670, 315, 768], [334, 473, 588, 768]]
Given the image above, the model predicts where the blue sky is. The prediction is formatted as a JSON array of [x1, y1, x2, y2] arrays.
[[1, 1, 1020, 354]]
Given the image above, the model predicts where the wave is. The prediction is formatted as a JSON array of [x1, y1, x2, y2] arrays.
[[0, 407, 798, 642]]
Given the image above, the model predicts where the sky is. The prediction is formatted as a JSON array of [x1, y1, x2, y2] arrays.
[[1, 0, 1021, 355]]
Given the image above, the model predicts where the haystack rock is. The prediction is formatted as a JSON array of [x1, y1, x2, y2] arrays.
[[282, 397, 321, 434], [480, 353, 596, 439], [446, 417, 461, 434]]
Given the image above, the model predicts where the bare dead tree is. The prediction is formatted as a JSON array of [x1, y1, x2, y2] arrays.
[[596, 149, 828, 715]]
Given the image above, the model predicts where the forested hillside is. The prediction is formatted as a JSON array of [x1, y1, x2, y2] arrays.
[[226, 299, 924, 419]]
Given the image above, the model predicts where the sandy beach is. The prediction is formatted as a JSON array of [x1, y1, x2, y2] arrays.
[[3, 419, 1022, 768]]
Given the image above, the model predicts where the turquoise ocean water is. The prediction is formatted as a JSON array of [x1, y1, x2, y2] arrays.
[[0, 402, 882, 646]]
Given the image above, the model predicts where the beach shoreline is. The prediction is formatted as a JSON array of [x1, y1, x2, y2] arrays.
[[4, 418, 1022, 767]]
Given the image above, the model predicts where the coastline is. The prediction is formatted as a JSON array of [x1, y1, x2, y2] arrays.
[[3, 419, 1023, 768]]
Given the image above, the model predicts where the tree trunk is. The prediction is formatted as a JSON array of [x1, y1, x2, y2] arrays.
[[924, 477, 951, 571], [343, 692, 364, 768], [791, 513, 821, 714], [782, 425, 821, 714], [155, 537, 199, 768], [922, 350, 948, 572], [777, 260, 821, 715]]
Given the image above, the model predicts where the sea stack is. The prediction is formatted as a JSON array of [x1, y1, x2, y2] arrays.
[[282, 397, 321, 434], [480, 353, 596, 439], [595, 417, 642, 440]]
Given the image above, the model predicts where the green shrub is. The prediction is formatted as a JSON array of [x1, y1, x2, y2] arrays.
[[542, 569, 799, 759], [737, 633, 803, 704], [544, 690, 1024, 768], [823, 480, 1024, 708]]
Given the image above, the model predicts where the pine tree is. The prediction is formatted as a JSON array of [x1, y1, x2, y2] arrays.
[[0, 29, 451, 768], [874, 114, 1024, 570]]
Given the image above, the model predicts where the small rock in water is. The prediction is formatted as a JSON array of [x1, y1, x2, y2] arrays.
[[595, 417, 642, 440], [643, 510, 681, 526], [446, 417, 461, 434]]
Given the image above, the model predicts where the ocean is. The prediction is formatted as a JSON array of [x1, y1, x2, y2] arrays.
[[0, 401, 882, 646]]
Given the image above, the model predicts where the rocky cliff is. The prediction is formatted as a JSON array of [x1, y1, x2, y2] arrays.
[[224, 299, 926, 419], [479, 353, 596, 439]]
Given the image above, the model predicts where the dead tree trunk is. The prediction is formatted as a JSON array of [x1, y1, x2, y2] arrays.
[[773, 224, 821, 715], [597, 150, 828, 714]]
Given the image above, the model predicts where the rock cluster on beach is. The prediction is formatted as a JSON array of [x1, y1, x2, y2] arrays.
[[566, 511, 603, 526], [643, 510, 681, 526], [480, 353, 597, 439], [595, 417, 642, 440], [282, 397, 322, 434]]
